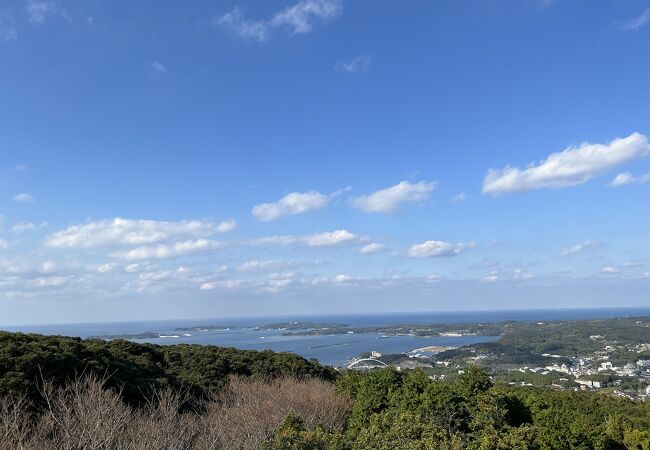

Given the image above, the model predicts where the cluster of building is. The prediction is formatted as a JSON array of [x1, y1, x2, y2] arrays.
[[505, 357, 650, 398]]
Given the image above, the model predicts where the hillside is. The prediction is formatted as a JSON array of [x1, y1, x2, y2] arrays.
[[0, 331, 337, 406], [1, 331, 650, 448]]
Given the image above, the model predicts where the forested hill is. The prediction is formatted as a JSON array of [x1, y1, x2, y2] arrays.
[[2, 331, 650, 448], [0, 331, 337, 405]]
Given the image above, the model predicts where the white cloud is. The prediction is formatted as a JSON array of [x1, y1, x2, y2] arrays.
[[482, 272, 500, 283], [11, 221, 47, 233], [0, 8, 17, 42], [359, 243, 386, 255], [306, 229, 358, 246], [252, 191, 331, 221], [33, 276, 69, 287], [41, 260, 56, 273], [264, 272, 296, 291], [213, 8, 268, 41], [216, 219, 238, 233], [115, 239, 223, 261], [333, 274, 352, 282], [149, 61, 166, 73], [251, 229, 359, 247], [482, 133, 650, 194], [616, 8, 650, 31], [239, 260, 293, 272], [513, 268, 535, 280], [350, 180, 436, 213], [96, 263, 117, 273], [602, 266, 620, 274], [12, 193, 34, 203], [11, 222, 35, 233], [623, 261, 647, 268], [26, 0, 59, 24], [426, 274, 443, 283], [138, 270, 173, 282], [609, 171, 650, 187], [199, 279, 243, 291], [335, 55, 371, 74], [481, 269, 533, 283], [124, 263, 144, 273], [214, 0, 342, 42], [45, 218, 218, 248], [408, 240, 476, 258], [559, 241, 595, 257], [451, 192, 467, 203]]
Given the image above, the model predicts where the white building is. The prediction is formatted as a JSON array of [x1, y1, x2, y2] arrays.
[[599, 361, 613, 371], [637, 359, 650, 369]]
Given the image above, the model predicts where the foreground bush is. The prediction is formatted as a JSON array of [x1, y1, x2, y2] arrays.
[[0, 375, 349, 450]]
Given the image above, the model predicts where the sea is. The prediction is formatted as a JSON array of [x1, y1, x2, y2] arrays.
[[3, 307, 650, 367]]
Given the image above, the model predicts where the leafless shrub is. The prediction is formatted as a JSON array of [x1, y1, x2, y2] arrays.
[[127, 388, 200, 450], [198, 376, 350, 449], [0, 375, 350, 450], [36, 374, 133, 450], [0, 394, 33, 450]]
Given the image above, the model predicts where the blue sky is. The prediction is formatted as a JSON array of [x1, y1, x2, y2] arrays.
[[1, 0, 650, 325]]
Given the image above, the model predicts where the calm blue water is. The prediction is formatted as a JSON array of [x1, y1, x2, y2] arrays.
[[3, 307, 650, 366]]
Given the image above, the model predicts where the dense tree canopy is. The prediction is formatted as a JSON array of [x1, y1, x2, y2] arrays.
[[0, 331, 337, 405], [268, 368, 650, 449]]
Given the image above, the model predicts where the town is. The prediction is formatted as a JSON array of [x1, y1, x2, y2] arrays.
[[342, 316, 650, 401]]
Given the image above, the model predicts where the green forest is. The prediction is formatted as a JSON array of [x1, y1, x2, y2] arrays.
[[0, 331, 336, 405], [1, 331, 649, 449]]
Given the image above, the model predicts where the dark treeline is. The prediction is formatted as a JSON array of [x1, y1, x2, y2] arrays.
[[0, 331, 336, 406], [1, 331, 650, 449]]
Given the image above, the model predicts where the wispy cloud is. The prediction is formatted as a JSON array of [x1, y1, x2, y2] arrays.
[[335, 55, 371, 74], [148, 61, 167, 73], [238, 260, 295, 272], [359, 243, 386, 255], [350, 180, 436, 213], [451, 192, 467, 203], [609, 171, 650, 187], [623, 260, 647, 268], [0, 8, 17, 42], [253, 191, 328, 221], [114, 239, 224, 261], [11, 221, 48, 233], [483, 133, 650, 195], [616, 8, 650, 31], [250, 229, 360, 247], [559, 240, 595, 257], [26, 0, 60, 25], [214, 0, 342, 42], [216, 219, 238, 233], [45, 218, 218, 248], [482, 268, 534, 283], [252, 188, 348, 221], [200, 279, 242, 291], [408, 240, 476, 258], [12, 193, 34, 203], [601, 266, 620, 274]]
